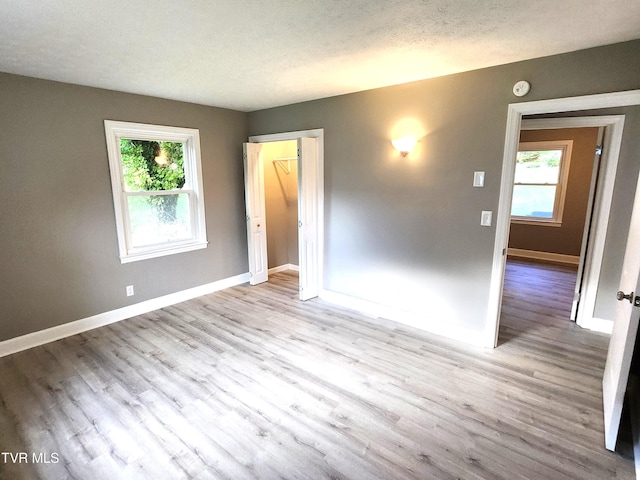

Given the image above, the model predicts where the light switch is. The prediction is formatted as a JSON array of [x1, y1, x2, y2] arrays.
[[481, 211, 492, 227], [473, 171, 485, 187]]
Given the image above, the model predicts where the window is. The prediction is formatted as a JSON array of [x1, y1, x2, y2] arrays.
[[104, 121, 207, 263], [510, 140, 573, 226]]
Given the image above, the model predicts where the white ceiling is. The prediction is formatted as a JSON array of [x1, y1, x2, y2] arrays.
[[1, 1, 639, 112]]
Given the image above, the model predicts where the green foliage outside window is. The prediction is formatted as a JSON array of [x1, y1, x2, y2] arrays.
[[120, 139, 186, 223], [516, 150, 561, 168]]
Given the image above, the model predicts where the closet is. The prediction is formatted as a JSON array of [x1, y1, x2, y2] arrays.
[[262, 140, 299, 271]]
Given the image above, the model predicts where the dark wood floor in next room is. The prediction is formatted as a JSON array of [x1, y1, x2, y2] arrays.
[[0, 264, 633, 479]]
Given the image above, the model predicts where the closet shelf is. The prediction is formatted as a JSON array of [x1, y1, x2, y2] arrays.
[[273, 157, 297, 174]]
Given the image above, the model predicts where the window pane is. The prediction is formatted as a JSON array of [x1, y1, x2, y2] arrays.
[[511, 185, 556, 218], [514, 149, 562, 184], [127, 194, 192, 247], [120, 139, 186, 192]]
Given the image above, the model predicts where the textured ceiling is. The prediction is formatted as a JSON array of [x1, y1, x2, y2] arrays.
[[0, 1, 639, 112]]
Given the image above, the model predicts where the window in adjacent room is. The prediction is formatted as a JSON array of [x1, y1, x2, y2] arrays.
[[104, 121, 207, 263], [510, 140, 573, 226]]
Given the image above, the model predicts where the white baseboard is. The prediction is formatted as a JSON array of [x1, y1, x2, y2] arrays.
[[269, 264, 300, 274], [0, 272, 251, 358], [318, 289, 486, 348], [507, 248, 580, 265], [578, 316, 613, 334]]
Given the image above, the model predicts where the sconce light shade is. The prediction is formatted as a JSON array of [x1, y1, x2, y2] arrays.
[[392, 136, 418, 156]]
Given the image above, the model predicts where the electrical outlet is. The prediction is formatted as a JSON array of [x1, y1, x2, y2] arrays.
[[126, 285, 134, 297], [481, 211, 492, 227]]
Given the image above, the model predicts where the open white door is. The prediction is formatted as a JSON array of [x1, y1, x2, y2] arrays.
[[603, 170, 640, 451], [243, 143, 268, 285], [298, 137, 319, 300]]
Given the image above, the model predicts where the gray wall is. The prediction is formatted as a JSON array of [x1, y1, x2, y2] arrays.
[[0, 73, 249, 342], [509, 127, 599, 256], [248, 40, 640, 335]]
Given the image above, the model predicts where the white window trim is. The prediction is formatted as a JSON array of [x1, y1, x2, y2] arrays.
[[104, 120, 207, 263], [511, 139, 573, 227]]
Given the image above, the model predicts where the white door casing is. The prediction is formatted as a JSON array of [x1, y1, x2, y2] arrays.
[[486, 90, 640, 348], [603, 168, 640, 451], [298, 137, 319, 300], [246, 128, 324, 299], [243, 143, 268, 285]]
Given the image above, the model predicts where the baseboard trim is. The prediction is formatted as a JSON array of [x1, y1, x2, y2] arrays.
[[578, 316, 613, 334], [507, 248, 580, 265], [269, 264, 300, 274], [318, 289, 486, 347], [0, 272, 251, 358]]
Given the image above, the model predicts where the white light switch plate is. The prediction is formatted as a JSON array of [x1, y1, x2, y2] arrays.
[[473, 171, 485, 187], [481, 211, 492, 227]]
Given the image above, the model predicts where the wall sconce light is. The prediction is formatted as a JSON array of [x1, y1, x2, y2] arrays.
[[391, 136, 418, 157]]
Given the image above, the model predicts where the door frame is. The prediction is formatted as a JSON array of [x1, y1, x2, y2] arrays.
[[248, 128, 324, 295], [485, 90, 640, 348]]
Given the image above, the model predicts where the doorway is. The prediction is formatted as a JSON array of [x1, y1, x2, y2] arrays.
[[262, 140, 300, 274], [485, 102, 632, 349], [501, 120, 602, 336], [244, 129, 324, 300]]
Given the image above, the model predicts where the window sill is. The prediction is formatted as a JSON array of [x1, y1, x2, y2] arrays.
[[511, 218, 562, 228], [120, 241, 208, 263]]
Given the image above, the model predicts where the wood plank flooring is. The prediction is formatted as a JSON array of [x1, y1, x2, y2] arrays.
[[0, 265, 634, 479]]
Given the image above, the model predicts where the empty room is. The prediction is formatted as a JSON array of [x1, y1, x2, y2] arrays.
[[1, 1, 640, 479]]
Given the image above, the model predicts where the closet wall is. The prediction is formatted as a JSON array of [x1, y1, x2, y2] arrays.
[[262, 141, 299, 269]]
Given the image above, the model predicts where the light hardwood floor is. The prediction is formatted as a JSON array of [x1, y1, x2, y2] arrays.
[[0, 264, 634, 479]]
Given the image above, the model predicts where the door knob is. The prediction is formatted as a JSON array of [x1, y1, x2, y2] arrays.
[[617, 291, 634, 303]]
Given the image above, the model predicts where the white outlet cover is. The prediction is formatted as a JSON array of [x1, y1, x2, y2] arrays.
[[473, 171, 485, 187], [126, 285, 134, 296], [481, 211, 492, 227]]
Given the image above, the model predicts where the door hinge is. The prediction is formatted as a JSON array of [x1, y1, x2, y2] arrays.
[[574, 292, 580, 302], [595, 144, 603, 155], [502, 248, 506, 256], [246, 215, 250, 222], [635, 296, 640, 307]]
